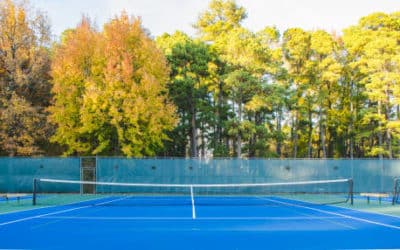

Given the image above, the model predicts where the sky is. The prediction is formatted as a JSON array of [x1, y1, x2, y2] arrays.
[[32, 0, 400, 38]]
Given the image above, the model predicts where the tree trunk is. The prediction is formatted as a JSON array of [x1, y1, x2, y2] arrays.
[[307, 104, 312, 158], [385, 91, 392, 159], [276, 108, 282, 157], [398, 105, 400, 157], [319, 108, 327, 158], [377, 101, 383, 159], [349, 94, 354, 159], [237, 101, 242, 158], [248, 114, 257, 158], [200, 122, 206, 158], [190, 104, 198, 158], [292, 112, 298, 158], [216, 81, 223, 145]]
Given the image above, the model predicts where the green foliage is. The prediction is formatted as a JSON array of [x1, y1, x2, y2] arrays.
[[156, 32, 214, 157]]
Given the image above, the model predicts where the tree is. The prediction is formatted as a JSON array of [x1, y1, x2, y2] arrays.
[[194, 0, 247, 157], [194, 0, 247, 43], [245, 27, 287, 157], [157, 32, 214, 157], [225, 69, 259, 157], [343, 12, 400, 158], [49, 18, 99, 155], [50, 14, 177, 156], [0, 0, 52, 155], [195, 1, 284, 158], [310, 30, 342, 158], [282, 28, 312, 158], [341, 26, 370, 158]]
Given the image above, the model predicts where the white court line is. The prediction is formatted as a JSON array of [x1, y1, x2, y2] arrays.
[[92, 196, 131, 206], [0, 204, 56, 216], [256, 197, 356, 230], [41, 215, 342, 221], [0, 205, 92, 226], [0, 196, 130, 227], [252, 196, 356, 230], [262, 197, 400, 230]]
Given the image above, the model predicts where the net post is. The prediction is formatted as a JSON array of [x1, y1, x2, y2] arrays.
[[32, 178, 37, 206], [349, 178, 354, 205]]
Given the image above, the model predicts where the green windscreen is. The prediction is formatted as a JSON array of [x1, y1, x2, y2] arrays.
[[1, 158, 399, 195]]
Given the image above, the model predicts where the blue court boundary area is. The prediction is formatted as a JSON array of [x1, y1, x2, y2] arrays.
[[0, 196, 400, 250]]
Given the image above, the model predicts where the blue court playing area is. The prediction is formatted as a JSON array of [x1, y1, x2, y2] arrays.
[[1, 195, 400, 249], [2, 158, 400, 249]]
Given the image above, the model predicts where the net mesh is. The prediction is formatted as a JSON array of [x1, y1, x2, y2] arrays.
[[32, 178, 354, 208]]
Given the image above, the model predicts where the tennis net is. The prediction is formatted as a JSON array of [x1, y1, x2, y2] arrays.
[[32, 178, 354, 209]]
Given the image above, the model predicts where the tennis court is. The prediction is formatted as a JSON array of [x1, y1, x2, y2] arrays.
[[0, 181, 400, 249], [1, 158, 400, 249]]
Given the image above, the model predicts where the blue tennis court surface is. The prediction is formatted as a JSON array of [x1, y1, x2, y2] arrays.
[[1, 196, 400, 250]]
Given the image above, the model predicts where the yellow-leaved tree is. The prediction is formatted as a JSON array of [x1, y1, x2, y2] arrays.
[[50, 14, 177, 156], [0, 0, 52, 156]]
